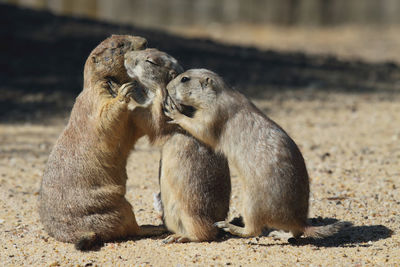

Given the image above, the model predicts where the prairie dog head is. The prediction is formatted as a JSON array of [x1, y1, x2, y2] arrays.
[[124, 49, 184, 140], [166, 69, 227, 117], [124, 48, 183, 95], [80, 35, 147, 116], [84, 35, 147, 89]]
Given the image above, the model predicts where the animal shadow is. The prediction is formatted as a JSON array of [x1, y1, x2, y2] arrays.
[[224, 216, 393, 248], [285, 217, 392, 248], [76, 225, 169, 252]]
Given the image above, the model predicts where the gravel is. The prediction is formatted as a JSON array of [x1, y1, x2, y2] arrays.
[[0, 90, 399, 266]]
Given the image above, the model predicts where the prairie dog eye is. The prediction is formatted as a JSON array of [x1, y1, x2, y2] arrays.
[[146, 59, 158, 66], [181, 76, 190, 83]]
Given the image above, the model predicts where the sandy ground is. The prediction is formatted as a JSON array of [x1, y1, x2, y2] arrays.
[[1, 4, 400, 267], [1, 90, 399, 266]]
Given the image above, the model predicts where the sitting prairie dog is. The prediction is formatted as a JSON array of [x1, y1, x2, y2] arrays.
[[124, 49, 231, 243], [164, 69, 348, 240], [39, 35, 166, 251]]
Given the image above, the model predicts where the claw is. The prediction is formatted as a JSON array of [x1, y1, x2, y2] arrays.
[[214, 221, 228, 229], [118, 82, 137, 103], [162, 234, 190, 244], [162, 236, 175, 244], [124, 92, 133, 103]]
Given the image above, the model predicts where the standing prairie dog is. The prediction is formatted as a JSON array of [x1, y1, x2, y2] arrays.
[[39, 35, 166, 251], [164, 69, 347, 240], [124, 50, 231, 243]]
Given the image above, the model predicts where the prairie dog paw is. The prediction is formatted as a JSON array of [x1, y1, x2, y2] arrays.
[[214, 221, 229, 232], [163, 96, 181, 123], [214, 221, 228, 228], [118, 81, 136, 103], [105, 79, 118, 98], [162, 234, 190, 244]]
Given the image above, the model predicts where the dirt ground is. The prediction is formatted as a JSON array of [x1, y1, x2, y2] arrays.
[[1, 4, 399, 267]]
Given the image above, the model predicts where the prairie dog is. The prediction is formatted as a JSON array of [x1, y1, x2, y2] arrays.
[[164, 69, 347, 240], [39, 35, 166, 251], [124, 50, 231, 243], [124, 48, 183, 143]]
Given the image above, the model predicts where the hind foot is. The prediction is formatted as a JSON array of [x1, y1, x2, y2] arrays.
[[268, 230, 293, 240], [214, 221, 256, 238], [162, 234, 190, 244]]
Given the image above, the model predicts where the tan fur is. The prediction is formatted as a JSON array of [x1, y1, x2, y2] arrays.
[[164, 69, 347, 240], [124, 48, 182, 144], [124, 50, 231, 243], [39, 35, 166, 251]]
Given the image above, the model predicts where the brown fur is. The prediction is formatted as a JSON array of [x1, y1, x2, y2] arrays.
[[124, 48, 182, 143], [160, 133, 231, 243], [39, 35, 166, 251], [124, 50, 231, 243], [164, 69, 348, 240]]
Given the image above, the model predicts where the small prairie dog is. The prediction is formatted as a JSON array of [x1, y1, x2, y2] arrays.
[[164, 69, 347, 240], [124, 50, 231, 243], [39, 35, 166, 251]]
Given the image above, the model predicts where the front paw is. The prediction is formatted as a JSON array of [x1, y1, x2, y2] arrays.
[[163, 96, 181, 123], [118, 81, 136, 103]]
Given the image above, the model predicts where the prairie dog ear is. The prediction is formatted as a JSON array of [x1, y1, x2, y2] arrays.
[[133, 37, 147, 50], [127, 83, 155, 110], [168, 69, 178, 79], [200, 77, 214, 90]]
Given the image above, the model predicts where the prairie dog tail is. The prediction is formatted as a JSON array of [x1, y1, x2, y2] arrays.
[[75, 232, 101, 251], [303, 221, 351, 239]]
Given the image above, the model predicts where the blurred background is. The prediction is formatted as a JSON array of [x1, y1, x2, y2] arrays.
[[1, 0, 400, 122], [4, 0, 400, 63]]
